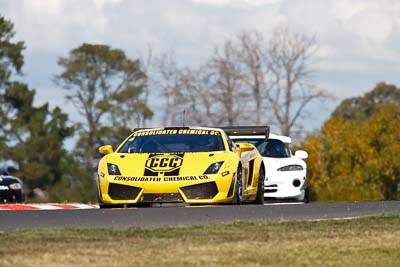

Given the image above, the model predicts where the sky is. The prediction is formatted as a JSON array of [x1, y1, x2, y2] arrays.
[[1, 0, 400, 140]]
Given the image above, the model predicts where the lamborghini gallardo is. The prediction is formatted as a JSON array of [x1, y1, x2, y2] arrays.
[[97, 126, 265, 208]]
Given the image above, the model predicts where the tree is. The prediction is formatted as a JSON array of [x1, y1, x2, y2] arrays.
[[266, 27, 332, 136], [331, 82, 400, 120], [0, 16, 96, 202], [0, 16, 25, 157], [55, 43, 153, 172], [235, 30, 268, 125], [204, 40, 251, 126], [303, 83, 400, 201], [155, 40, 253, 127], [0, 16, 24, 88], [153, 28, 331, 132], [153, 53, 187, 126], [1, 82, 84, 200], [181, 66, 218, 126]]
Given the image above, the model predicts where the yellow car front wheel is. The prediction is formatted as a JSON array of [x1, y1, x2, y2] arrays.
[[232, 167, 243, 205]]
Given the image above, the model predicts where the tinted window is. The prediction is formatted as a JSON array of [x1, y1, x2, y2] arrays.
[[119, 134, 225, 153], [233, 138, 290, 158], [0, 168, 9, 176]]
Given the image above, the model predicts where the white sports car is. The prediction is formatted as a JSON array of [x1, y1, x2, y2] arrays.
[[224, 126, 309, 203]]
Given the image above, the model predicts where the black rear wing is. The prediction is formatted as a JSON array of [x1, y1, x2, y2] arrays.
[[222, 126, 270, 139]]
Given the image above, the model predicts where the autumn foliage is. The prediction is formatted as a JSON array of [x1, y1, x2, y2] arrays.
[[303, 83, 400, 201]]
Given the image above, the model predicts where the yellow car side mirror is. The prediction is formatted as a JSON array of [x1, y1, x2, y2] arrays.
[[99, 145, 113, 155], [235, 143, 256, 154]]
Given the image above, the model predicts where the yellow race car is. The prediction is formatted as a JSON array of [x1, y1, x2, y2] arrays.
[[97, 126, 266, 208]]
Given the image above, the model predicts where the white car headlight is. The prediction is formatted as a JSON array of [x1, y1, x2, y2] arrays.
[[9, 183, 22, 190], [277, 165, 303, 171]]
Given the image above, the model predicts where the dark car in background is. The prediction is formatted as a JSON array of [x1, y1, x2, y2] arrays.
[[0, 168, 26, 203]]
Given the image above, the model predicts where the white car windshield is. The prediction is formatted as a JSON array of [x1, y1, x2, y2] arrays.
[[234, 138, 291, 158]]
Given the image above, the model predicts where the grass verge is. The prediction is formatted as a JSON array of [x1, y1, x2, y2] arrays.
[[1, 214, 400, 267]]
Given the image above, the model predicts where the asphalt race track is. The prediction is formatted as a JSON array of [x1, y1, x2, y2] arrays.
[[0, 201, 399, 232]]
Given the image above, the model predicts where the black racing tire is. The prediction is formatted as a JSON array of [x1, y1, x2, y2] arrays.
[[254, 166, 265, 205], [295, 187, 309, 203], [97, 190, 116, 209], [99, 203, 151, 209], [136, 202, 152, 208], [99, 203, 116, 209], [303, 187, 309, 203], [232, 166, 243, 205], [97, 179, 105, 207]]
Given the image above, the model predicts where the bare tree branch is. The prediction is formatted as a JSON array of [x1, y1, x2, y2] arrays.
[[266, 26, 332, 136]]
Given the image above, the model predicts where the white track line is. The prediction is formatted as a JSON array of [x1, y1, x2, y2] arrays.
[[0, 203, 98, 210], [264, 202, 305, 206]]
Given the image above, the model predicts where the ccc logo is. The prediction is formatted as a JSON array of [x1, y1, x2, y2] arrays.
[[145, 154, 183, 174]]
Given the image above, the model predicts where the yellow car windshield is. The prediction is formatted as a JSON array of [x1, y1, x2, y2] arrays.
[[119, 134, 225, 153]]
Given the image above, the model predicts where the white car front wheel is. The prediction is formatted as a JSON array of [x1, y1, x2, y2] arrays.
[[295, 188, 309, 203]]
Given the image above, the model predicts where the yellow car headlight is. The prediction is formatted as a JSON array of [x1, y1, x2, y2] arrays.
[[204, 161, 224, 174], [107, 163, 121, 175]]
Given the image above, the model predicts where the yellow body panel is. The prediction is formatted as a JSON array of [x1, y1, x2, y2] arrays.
[[97, 127, 264, 206]]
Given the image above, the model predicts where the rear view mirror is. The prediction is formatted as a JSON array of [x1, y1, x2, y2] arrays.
[[99, 145, 114, 155], [295, 150, 308, 159], [7, 166, 18, 173]]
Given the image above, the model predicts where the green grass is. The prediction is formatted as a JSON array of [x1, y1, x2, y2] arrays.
[[1, 214, 400, 267]]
